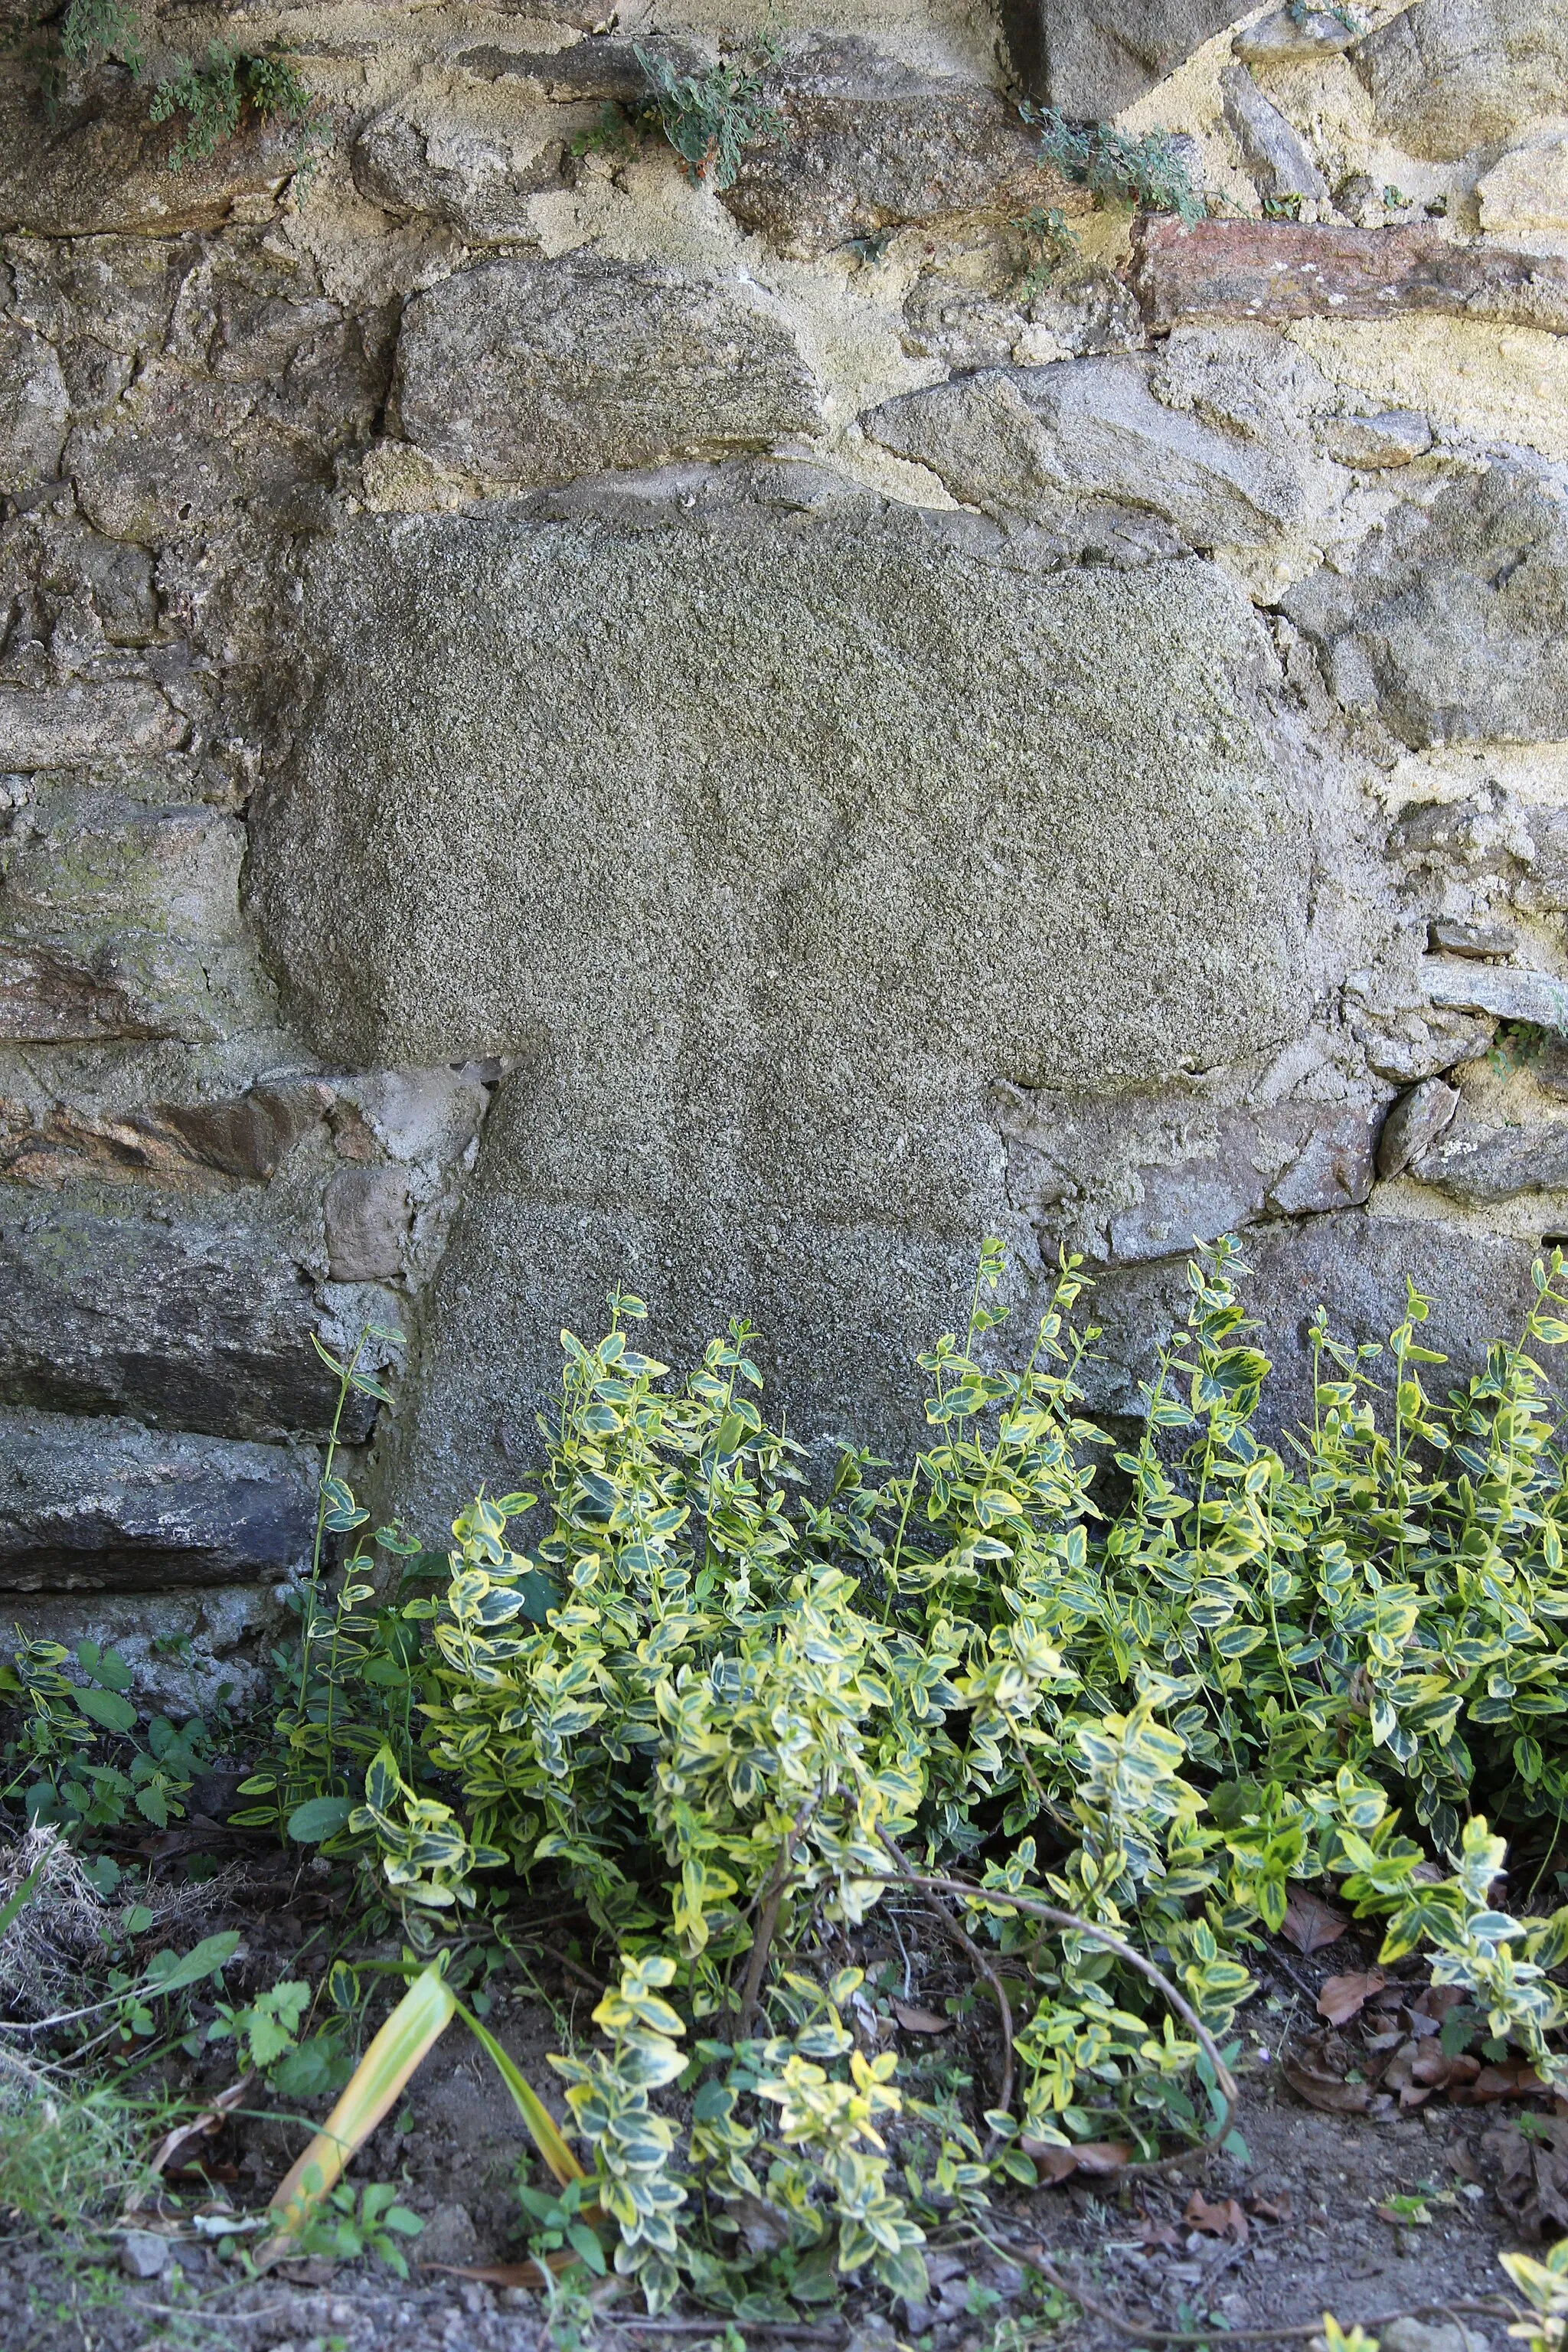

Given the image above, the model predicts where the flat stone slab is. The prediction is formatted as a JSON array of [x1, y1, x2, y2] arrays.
[[393, 252, 823, 487], [248, 473, 1322, 1514], [1130, 217, 1568, 338], [0, 1410, 315, 1592], [0, 1198, 367, 1442]]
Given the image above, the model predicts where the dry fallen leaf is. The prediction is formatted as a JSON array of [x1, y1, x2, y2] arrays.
[[124, 2075, 255, 2216], [1281, 1890, 1349, 1955], [1318, 1970, 1387, 2027], [1282, 2043, 1373, 2115], [1184, 2190, 1250, 2244], [1021, 2138, 1131, 2181], [1468, 2061, 1547, 2103], [1138, 2213, 1180, 2249], [891, 2000, 949, 2035], [1485, 2118, 1568, 2240], [1249, 2190, 1292, 2223]]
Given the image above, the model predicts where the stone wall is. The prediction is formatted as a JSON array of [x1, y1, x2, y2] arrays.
[[4, 0, 1568, 1698]]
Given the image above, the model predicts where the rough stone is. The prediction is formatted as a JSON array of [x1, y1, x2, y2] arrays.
[[392, 252, 823, 486], [1103, 1107, 1376, 1263], [861, 357, 1306, 547], [0, 684, 184, 767], [351, 111, 564, 243], [0, 1098, 228, 1188], [1023, 0, 1256, 116], [453, 35, 707, 106], [1080, 1210, 1549, 1437], [0, 786, 262, 1047], [1352, 0, 1568, 165], [119, 2232, 173, 2281], [1428, 917, 1517, 959], [345, 1067, 489, 1166], [1282, 465, 1568, 748], [1220, 65, 1329, 206], [1478, 134, 1568, 240], [0, 324, 69, 495], [1233, 8, 1360, 67], [1513, 808, 1568, 914], [1320, 410, 1433, 469], [1423, 958, 1568, 1031], [1410, 1116, 1568, 1206], [1392, 791, 1534, 882], [0, 1410, 315, 1592], [0, 74, 301, 239], [324, 1165, 410, 1281], [1129, 217, 1568, 338], [247, 488, 1321, 1511], [1377, 1078, 1461, 1177], [0, 948, 175, 1044], [0, 1199, 368, 1442], [718, 40, 1057, 260], [162, 1083, 334, 1181]]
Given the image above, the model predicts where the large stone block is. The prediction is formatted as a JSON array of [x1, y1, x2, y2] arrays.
[[0, 1198, 364, 1441], [0, 1410, 314, 1592], [1080, 1210, 1550, 1438], [1283, 466, 1568, 748], [392, 253, 823, 487], [1353, 0, 1568, 165], [247, 476, 1327, 1514]]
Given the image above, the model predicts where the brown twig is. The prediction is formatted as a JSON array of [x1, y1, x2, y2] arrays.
[[737, 1805, 813, 2039], [539, 1942, 609, 1998], [862, 1869, 1238, 2180], [877, 1831, 1014, 2135]]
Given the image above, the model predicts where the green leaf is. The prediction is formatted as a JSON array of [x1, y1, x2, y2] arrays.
[[288, 1795, 354, 1843], [77, 1685, 137, 1735]]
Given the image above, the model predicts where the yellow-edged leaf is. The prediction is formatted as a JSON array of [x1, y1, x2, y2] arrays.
[[266, 1963, 456, 2245]]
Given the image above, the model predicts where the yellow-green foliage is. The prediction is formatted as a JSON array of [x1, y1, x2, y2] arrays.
[[260, 1240, 1568, 2311]]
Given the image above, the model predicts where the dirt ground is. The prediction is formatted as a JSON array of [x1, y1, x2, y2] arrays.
[[0, 1855, 1537, 2352]]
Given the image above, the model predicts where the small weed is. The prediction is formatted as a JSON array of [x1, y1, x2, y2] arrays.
[[1012, 204, 1083, 298], [288, 2177, 425, 2276], [148, 41, 327, 175], [0, 2072, 145, 2226], [1262, 192, 1305, 220], [1022, 103, 1206, 222], [1488, 1018, 1552, 1078], [573, 41, 784, 191]]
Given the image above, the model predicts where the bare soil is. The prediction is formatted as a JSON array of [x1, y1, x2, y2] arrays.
[[0, 1855, 1535, 2352]]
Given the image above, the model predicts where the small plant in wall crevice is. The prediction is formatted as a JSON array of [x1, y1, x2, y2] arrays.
[[5, 0, 328, 177], [573, 40, 786, 191]]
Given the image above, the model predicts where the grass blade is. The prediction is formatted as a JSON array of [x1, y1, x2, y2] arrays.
[[455, 1998, 584, 2184], [267, 1963, 456, 2241]]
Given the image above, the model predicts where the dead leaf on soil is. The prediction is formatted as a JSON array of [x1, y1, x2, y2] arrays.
[[1281, 1890, 1349, 1955], [1021, 2138, 1131, 2181], [1484, 2118, 1568, 2240], [891, 2000, 949, 2034], [423, 2254, 577, 2289], [1318, 1970, 1386, 2027], [124, 2074, 255, 2215], [1248, 2190, 1292, 2223], [1282, 2042, 1372, 2115], [1184, 2190, 1249, 2243], [1138, 2213, 1180, 2248], [1466, 2060, 1547, 2103]]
